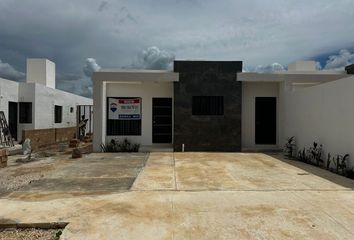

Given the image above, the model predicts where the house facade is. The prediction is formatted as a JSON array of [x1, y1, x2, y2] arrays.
[[0, 59, 92, 142], [93, 60, 353, 164]]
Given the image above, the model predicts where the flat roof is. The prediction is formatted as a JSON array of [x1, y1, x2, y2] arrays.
[[237, 72, 348, 83], [98, 69, 172, 73], [93, 69, 179, 82]]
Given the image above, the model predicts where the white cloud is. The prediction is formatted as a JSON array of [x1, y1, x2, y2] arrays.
[[0, 59, 25, 81], [83, 58, 101, 77], [324, 49, 354, 70], [134, 46, 175, 70], [315, 61, 322, 70], [253, 62, 285, 73]]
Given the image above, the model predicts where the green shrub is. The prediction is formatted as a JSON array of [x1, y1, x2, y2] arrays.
[[101, 138, 140, 152]]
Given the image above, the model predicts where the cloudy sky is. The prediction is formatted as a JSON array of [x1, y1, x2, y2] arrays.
[[0, 0, 354, 97]]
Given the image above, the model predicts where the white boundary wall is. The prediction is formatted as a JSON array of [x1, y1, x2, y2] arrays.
[[282, 75, 354, 166]]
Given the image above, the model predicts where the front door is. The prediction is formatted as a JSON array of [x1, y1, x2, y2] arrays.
[[8, 102, 18, 141], [255, 97, 276, 145], [152, 98, 172, 143]]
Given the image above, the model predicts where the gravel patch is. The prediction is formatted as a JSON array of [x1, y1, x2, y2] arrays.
[[0, 228, 62, 240], [0, 155, 70, 193]]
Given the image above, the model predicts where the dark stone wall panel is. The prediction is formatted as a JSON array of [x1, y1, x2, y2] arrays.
[[173, 61, 242, 152]]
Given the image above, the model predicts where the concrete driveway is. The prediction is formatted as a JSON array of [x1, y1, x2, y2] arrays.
[[1, 152, 354, 239], [19, 153, 148, 193]]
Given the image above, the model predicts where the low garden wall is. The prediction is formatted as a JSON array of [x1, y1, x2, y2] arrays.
[[22, 127, 76, 150]]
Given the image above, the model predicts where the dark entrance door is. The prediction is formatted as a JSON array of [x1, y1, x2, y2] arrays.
[[8, 102, 18, 141], [152, 98, 172, 143], [255, 97, 276, 145]]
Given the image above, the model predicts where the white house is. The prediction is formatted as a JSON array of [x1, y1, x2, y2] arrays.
[[93, 60, 353, 165], [0, 58, 92, 141], [93, 69, 178, 152]]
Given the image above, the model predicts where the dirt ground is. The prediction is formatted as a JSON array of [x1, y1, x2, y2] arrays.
[[0, 152, 353, 239], [0, 154, 71, 194]]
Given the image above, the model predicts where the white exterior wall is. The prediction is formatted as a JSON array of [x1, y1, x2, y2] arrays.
[[34, 83, 92, 129], [27, 59, 56, 88], [282, 76, 354, 166], [92, 70, 178, 152], [242, 82, 280, 150], [106, 81, 173, 146], [0, 78, 19, 123], [0, 78, 92, 141], [18, 83, 36, 138], [288, 61, 316, 72]]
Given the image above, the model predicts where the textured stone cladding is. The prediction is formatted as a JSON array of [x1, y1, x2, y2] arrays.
[[173, 61, 243, 152]]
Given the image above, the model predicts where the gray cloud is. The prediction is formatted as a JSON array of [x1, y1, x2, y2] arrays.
[[0, 59, 25, 81], [0, 0, 353, 96], [324, 49, 354, 70], [133, 46, 175, 70], [83, 58, 101, 77], [56, 58, 100, 98], [98, 1, 109, 12], [57, 77, 92, 98]]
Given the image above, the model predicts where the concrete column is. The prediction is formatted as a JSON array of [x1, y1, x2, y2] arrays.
[[93, 78, 106, 152]]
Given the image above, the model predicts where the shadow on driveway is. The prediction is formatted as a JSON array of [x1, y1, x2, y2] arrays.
[[267, 152, 354, 190]]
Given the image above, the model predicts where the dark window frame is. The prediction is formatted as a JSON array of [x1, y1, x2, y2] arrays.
[[19, 102, 32, 124], [106, 97, 142, 136], [192, 96, 224, 115], [54, 105, 63, 123]]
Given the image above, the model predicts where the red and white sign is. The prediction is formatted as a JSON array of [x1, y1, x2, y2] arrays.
[[108, 98, 141, 120]]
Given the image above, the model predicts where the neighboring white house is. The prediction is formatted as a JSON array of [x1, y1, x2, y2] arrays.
[[0, 59, 92, 141]]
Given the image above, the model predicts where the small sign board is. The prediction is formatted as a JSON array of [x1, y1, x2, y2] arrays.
[[108, 98, 141, 120]]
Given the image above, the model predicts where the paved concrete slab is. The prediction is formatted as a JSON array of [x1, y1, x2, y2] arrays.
[[132, 152, 176, 190], [19, 178, 135, 192], [15, 152, 148, 193], [173, 152, 353, 191], [1, 152, 353, 239]]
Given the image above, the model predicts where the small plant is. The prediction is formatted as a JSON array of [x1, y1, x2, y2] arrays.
[[326, 153, 332, 170], [55, 230, 63, 240], [101, 138, 140, 152], [333, 154, 349, 175], [284, 136, 296, 159], [308, 142, 323, 166], [297, 148, 308, 162], [291, 139, 353, 180]]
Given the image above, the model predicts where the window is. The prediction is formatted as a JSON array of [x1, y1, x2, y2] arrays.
[[106, 97, 142, 136], [70, 107, 74, 113], [107, 120, 141, 136], [19, 102, 32, 123], [192, 96, 224, 115], [54, 105, 62, 123]]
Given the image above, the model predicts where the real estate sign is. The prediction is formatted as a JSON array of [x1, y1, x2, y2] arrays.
[[108, 98, 141, 120]]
